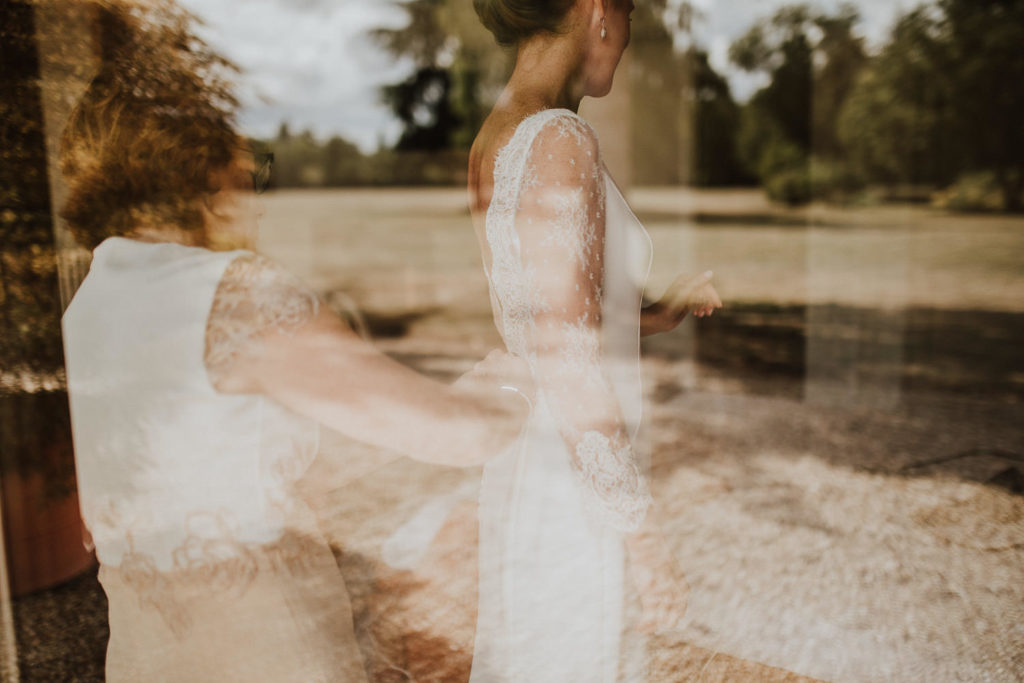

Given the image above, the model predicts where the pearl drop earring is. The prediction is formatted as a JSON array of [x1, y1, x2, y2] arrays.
[[600, 18, 607, 39]]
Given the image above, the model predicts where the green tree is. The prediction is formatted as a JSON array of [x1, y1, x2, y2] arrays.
[[372, 0, 506, 152], [370, 0, 449, 69], [838, 0, 1024, 210], [630, 0, 744, 185], [941, 0, 1024, 210], [731, 5, 815, 158], [730, 3, 869, 202], [691, 49, 746, 185], [270, 127, 327, 187], [837, 9, 957, 186], [812, 5, 869, 158], [323, 136, 364, 186], [381, 66, 461, 151]]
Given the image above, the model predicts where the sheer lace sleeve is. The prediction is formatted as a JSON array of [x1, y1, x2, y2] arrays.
[[205, 253, 320, 390], [514, 113, 651, 532]]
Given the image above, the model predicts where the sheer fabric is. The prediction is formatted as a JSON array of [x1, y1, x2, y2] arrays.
[[63, 238, 366, 682], [471, 109, 653, 682], [205, 252, 320, 390], [486, 110, 651, 532]]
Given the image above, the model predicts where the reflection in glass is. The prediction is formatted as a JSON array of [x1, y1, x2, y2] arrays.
[[2, 0, 1022, 681]]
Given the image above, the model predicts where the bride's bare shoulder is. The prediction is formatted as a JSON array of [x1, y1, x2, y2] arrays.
[[473, 110, 525, 165], [469, 109, 528, 211]]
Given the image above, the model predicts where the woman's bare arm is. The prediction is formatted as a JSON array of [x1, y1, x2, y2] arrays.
[[244, 309, 527, 466], [205, 254, 528, 467]]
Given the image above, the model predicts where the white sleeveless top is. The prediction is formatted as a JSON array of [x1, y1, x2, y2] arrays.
[[63, 237, 319, 571]]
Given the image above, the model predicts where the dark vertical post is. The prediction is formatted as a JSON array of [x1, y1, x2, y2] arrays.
[[0, 0, 94, 606]]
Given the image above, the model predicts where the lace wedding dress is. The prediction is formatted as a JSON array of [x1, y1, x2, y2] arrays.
[[63, 238, 367, 682], [470, 109, 653, 682]]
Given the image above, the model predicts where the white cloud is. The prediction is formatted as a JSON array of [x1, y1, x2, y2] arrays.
[[179, 0, 409, 151]]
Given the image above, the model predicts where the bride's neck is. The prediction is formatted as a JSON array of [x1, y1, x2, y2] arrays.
[[506, 36, 586, 113]]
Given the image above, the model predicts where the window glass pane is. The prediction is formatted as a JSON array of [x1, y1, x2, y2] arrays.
[[2, 1, 1021, 680]]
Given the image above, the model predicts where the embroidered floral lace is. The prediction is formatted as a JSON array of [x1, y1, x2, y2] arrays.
[[486, 110, 651, 532], [205, 252, 320, 387]]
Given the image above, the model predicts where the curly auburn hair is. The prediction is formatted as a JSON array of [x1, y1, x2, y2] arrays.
[[59, 0, 242, 250]]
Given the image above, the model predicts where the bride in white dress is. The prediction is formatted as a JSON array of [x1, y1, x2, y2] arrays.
[[467, 0, 721, 680]]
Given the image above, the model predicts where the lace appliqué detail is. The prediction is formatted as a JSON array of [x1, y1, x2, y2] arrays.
[[117, 511, 326, 638], [204, 252, 319, 388], [542, 186, 600, 267], [573, 431, 652, 532], [554, 319, 603, 386]]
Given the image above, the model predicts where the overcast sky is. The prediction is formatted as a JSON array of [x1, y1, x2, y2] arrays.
[[178, 0, 915, 152]]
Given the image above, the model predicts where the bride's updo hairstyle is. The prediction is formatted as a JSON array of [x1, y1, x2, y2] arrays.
[[60, 0, 241, 250], [473, 0, 577, 46]]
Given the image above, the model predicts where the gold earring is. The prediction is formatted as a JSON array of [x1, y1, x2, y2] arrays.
[[600, 18, 607, 39]]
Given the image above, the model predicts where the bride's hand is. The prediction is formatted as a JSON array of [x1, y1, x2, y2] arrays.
[[626, 529, 690, 634], [642, 270, 723, 335]]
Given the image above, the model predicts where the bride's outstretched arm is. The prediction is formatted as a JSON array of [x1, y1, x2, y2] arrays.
[[640, 270, 723, 336], [203, 253, 530, 467], [514, 114, 651, 532]]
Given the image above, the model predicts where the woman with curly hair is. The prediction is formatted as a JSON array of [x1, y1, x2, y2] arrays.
[[59, 2, 529, 680]]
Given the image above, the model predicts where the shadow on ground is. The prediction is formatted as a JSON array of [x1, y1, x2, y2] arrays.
[[642, 302, 1024, 494], [643, 302, 1024, 402]]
